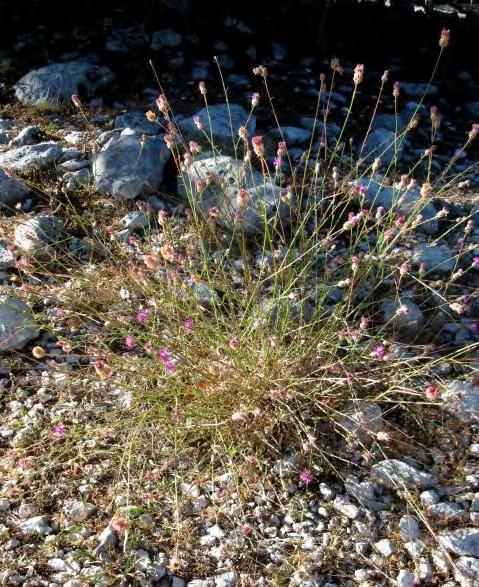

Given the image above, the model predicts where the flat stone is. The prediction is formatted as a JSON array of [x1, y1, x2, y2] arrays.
[[0, 142, 62, 173], [371, 459, 437, 490], [399, 515, 420, 541], [396, 570, 415, 587], [0, 296, 39, 352], [14, 60, 114, 105], [14, 214, 63, 255], [413, 244, 456, 274], [438, 528, 479, 557], [441, 380, 479, 423]]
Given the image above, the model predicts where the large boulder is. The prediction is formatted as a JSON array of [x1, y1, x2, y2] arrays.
[[14, 61, 114, 106], [0, 169, 29, 209], [178, 104, 255, 153], [0, 296, 39, 352], [93, 129, 170, 199], [0, 142, 62, 174], [178, 154, 289, 235]]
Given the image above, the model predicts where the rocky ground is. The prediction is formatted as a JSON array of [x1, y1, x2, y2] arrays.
[[0, 15, 479, 587]]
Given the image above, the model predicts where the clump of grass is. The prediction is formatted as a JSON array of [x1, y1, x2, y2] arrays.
[[6, 26, 479, 569]]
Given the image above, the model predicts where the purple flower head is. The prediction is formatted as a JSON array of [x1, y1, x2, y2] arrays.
[[299, 468, 314, 486], [273, 156, 281, 171], [370, 345, 386, 360], [136, 309, 151, 324], [125, 336, 136, 348], [157, 348, 171, 361], [183, 318, 194, 334], [53, 424, 66, 437]]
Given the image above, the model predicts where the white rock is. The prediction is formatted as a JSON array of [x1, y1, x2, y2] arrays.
[[374, 538, 395, 558], [0, 169, 29, 208], [0, 141, 62, 173], [396, 570, 415, 587], [208, 524, 225, 539], [399, 515, 420, 541], [332, 495, 360, 519], [62, 499, 96, 522], [454, 556, 479, 586], [438, 528, 479, 557]]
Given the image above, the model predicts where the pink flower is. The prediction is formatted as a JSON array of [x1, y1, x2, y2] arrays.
[[125, 336, 136, 348], [472, 258, 479, 269], [164, 359, 176, 373], [425, 383, 440, 400], [171, 408, 182, 423], [240, 523, 253, 537], [229, 337, 239, 349], [53, 424, 66, 437], [439, 28, 450, 49], [353, 64, 365, 85], [376, 431, 392, 443], [71, 94, 81, 107], [136, 309, 151, 324], [199, 81, 207, 96], [251, 92, 260, 108], [393, 81, 401, 98], [189, 140, 201, 154], [157, 348, 171, 361], [193, 115, 203, 130], [145, 470, 155, 482], [299, 468, 314, 486], [370, 345, 386, 360], [183, 318, 194, 334]]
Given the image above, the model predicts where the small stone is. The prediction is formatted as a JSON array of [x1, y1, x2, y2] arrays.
[[399, 515, 420, 541], [428, 501, 468, 523], [420, 490, 440, 506], [214, 572, 237, 587], [332, 495, 360, 519], [404, 540, 426, 559], [374, 538, 395, 558], [62, 499, 96, 522], [208, 524, 225, 539], [0, 169, 29, 209], [417, 558, 433, 582], [432, 548, 452, 573], [19, 515, 52, 535], [0, 296, 39, 352], [396, 570, 415, 587], [0, 142, 62, 173], [18, 502, 37, 518], [47, 558, 67, 572], [0, 499, 11, 512]]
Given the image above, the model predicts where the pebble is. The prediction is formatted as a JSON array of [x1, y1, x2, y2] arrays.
[[396, 570, 415, 587], [374, 538, 395, 558]]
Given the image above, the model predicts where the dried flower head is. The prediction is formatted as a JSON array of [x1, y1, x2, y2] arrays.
[[468, 124, 479, 141], [330, 57, 343, 74], [71, 94, 81, 107], [252, 135, 265, 158], [193, 115, 203, 130], [251, 92, 260, 108], [145, 110, 157, 122], [353, 64, 365, 86], [93, 360, 113, 380], [198, 81, 207, 96], [381, 70, 389, 83], [393, 81, 401, 98], [156, 94, 169, 114]]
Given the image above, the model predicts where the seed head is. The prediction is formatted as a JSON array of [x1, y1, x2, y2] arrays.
[[198, 81, 207, 96], [251, 92, 260, 108], [156, 94, 169, 114], [146, 110, 157, 122], [381, 70, 389, 83], [193, 115, 203, 130], [236, 188, 249, 208], [70, 94, 81, 107], [393, 81, 400, 98], [353, 64, 365, 86]]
